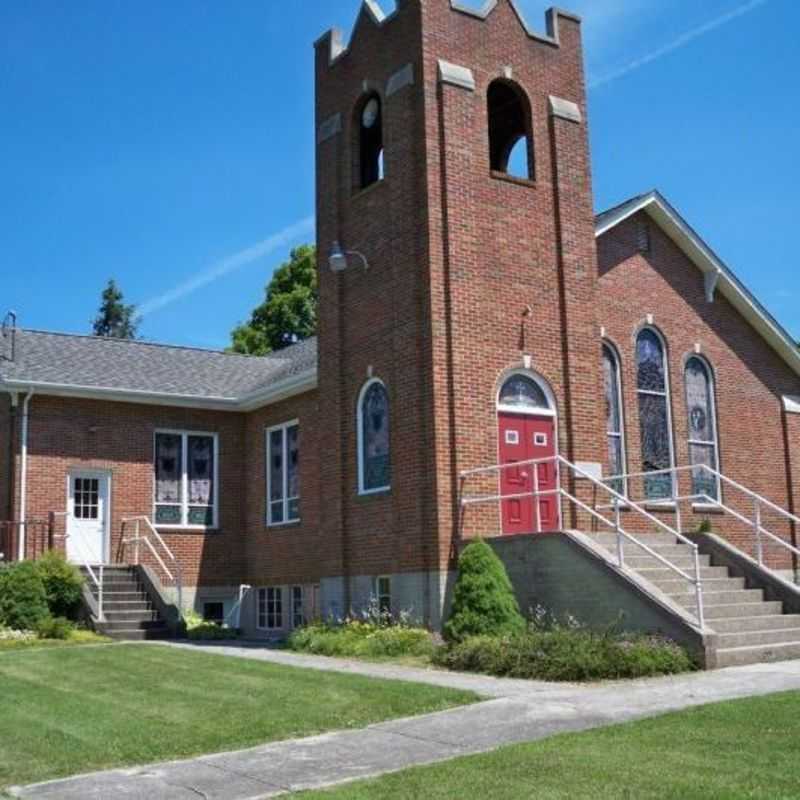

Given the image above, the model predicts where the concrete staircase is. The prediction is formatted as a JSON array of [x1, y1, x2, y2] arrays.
[[594, 532, 800, 668], [81, 566, 170, 641]]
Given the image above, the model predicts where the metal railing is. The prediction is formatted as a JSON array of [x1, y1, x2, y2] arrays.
[[603, 463, 800, 579], [121, 516, 184, 615], [0, 517, 54, 562], [460, 454, 706, 629]]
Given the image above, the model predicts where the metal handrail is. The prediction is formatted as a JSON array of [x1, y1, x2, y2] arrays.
[[602, 463, 800, 576], [121, 516, 184, 615], [459, 454, 706, 629]]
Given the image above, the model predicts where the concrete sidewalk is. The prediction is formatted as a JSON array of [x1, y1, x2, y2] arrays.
[[11, 643, 800, 800]]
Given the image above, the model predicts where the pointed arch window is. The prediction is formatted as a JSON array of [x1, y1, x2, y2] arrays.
[[358, 379, 391, 495], [602, 343, 627, 496], [487, 80, 534, 181], [636, 328, 675, 500], [357, 93, 384, 189], [685, 357, 721, 501]]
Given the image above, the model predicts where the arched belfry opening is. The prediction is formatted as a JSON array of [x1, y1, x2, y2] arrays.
[[487, 79, 534, 180], [355, 92, 384, 190]]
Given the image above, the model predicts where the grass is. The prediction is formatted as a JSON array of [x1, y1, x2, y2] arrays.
[[0, 643, 478, 790], [0, 629, 109, 651], [298, 691, 800, 799]]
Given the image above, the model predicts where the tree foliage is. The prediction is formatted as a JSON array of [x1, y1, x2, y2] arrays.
[[230, 245, 317, 356], [443, 539, 526, 643], [92, 279, 139, 339]]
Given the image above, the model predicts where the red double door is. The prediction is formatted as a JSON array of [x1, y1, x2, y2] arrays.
[[498, 413, 560, 535]]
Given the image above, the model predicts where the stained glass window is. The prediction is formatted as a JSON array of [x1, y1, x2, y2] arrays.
[[685, 357, 720, 500], [636, 330, 674, 500], [154, 432, 217, 527], [267, 422, 300, 525], [359, 381, 391, 493], [602, 345, 626, 496], [498, 374, 549, 410]]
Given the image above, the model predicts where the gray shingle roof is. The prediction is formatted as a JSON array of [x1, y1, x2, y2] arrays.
[[0, 329, 317, 404]]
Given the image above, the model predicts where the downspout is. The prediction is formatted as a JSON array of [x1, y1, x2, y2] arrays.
[[6, 392, 18, 521], [18, 389, 33, 561]]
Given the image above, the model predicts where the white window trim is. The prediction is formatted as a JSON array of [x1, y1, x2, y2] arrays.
[[153, 429, 219, 530], [603, 342, 628, 498], [374, 575, 391, 612], [357, 378, 391, 496], [684, 355, 723, 503], [266, 420, 300, 527], [256, 586, 284, 631], [635, 328, 677, 499]]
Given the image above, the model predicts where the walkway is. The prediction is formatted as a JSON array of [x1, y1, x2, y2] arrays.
[[12, 642, 800, 799]]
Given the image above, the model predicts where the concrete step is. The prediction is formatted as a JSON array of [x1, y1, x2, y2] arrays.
[[702, 601, 784, 620], [102, 601, 153, 613], [710, 614, 800, 633], [716, 641, 800, 668], [667, 588, 765, 607], [623, 553, 711, 570], [718, 628, 800, 648], [103, 611, 161, 623], [594, 533, 680, 548], [96, 591, 149, 601], [651, 577, 745, 594], [638, 566, 730, 582]]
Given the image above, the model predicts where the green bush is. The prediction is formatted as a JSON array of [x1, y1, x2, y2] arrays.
[[0, 561, 50, 631], [35, 616, 75, 641], [35, 551, 85, 619], [434, 627, 696, 682], [184, 609, 237, 640], [288, 620, 435, 660], [443, 539, 525, 643]]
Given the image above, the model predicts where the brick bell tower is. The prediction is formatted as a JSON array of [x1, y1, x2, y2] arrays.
[[314, 0, 605, 627]]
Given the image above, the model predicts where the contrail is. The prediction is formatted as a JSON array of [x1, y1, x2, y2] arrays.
[[589, 0, 771, 89], [138, 215, 315, 316]]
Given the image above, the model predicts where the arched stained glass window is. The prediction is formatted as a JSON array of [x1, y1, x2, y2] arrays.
[[498, 374, 549, 411], [358, 379, 391, 494], [685, 357, 720, 501], [602, 344, 627, 496], [636, 329, 674, 500]]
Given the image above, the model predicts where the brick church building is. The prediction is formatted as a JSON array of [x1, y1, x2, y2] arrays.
[[2, 1, 800, 664]]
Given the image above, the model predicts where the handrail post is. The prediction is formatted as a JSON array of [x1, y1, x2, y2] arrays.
[[615, 499, 624, 567], [135, 520, 141, 566], [693, 548, 704, 630], [754, 500, 763, 566], [673, 468, 682, 536], [98, 564, 104, 622]]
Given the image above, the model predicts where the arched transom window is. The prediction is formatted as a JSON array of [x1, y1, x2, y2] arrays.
[[602, 344, 627, 496], [636, 328, 675, 500], [358, 379, 391, 495], [497, 374, 551, 413], [685, 357, 720, 501]]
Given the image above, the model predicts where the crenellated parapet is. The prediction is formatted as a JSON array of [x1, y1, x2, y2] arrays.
[[315, 1, 581, 68]]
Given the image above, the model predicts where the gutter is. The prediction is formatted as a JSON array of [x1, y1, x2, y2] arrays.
[[18, 389, 33, 560]]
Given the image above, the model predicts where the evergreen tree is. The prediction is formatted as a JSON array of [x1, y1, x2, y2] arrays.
[[230, 245, 317, 355], [92, 279, 139, 339], [443, 539, 526, 643]]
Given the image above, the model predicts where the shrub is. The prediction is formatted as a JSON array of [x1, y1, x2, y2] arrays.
[[435, 627, 696, 682], [0, 561, 50, 631], [288, 620, 435, 660], [35, 551, 85, 619], [184, 609, 237, 640], [35, 616, 75, 640], [443, 539, 525, 643]]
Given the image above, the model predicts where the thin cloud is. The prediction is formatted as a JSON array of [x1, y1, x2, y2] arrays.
[[589, 0, 770, 89], [138, 216, 315, 317]]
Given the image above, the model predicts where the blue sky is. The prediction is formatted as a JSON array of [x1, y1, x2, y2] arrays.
[[1, 0, 797, 348]]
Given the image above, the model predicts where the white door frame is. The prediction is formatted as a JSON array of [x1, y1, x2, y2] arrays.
[[66, 469, 112, 565]]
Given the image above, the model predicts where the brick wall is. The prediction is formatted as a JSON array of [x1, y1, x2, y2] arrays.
[[598, 212, 800, 566], [0, 393, 12, 520]]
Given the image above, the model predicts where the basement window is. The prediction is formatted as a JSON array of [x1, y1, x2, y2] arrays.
[[487, 79, 534, 181]]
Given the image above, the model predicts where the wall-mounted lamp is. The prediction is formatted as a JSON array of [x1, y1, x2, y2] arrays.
[[329, 241, 369, 273]]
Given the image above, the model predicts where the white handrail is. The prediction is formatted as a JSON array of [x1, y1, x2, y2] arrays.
[[121, 515, 184, 616], [459, 454, 706, 629], [54, 512, 105, 622], [602, 463, 800, 577]]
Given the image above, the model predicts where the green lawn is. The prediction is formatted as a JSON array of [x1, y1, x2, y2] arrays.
[[299, 691, 800, 799], [0, 643, 478, 790]]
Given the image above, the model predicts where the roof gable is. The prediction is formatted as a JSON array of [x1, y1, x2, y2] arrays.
[[596, 191, 800, 380]]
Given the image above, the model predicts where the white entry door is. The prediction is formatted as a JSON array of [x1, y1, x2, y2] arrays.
[[66, 472, 110, 565]]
